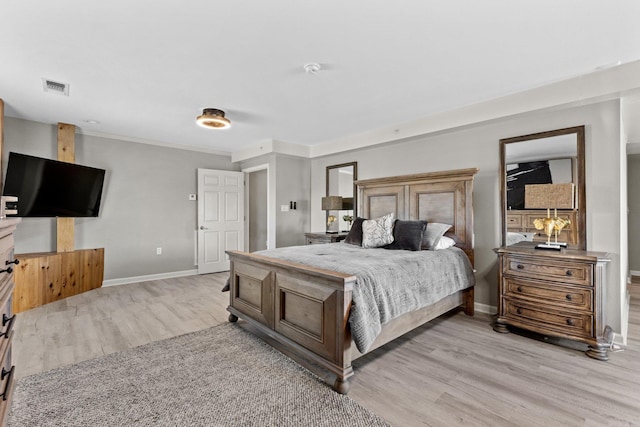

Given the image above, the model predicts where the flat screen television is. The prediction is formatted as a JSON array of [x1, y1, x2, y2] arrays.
[[2, 152, 106, 217]]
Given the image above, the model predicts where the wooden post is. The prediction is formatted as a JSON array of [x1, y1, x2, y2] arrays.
[[57, 123, 75, 252]]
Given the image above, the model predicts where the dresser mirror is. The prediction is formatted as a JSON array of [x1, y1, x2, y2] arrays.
[[499, 126, 586, 249], [326, 162, 357, 232]]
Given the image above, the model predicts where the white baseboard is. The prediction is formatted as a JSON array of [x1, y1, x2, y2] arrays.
[[475, 302, 497, 315], [630, 270, 640, 278], [102, 269, 199, 287]]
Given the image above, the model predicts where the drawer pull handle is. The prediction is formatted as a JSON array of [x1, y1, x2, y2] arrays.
[[566, 270, 573, 277], [5, 259, 19, 266], [0, 314, 15, 339], [566, 294, 573, 301], [0, 266, 12, 275], [566, 318, 575, 326], [516, 308, 522, 315], [516, 264, 524, 270], [516, 286, 523, 292], [0, 366, 14, 401]]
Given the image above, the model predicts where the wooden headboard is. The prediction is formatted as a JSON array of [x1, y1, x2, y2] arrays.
[[355, 168, 478, 265]]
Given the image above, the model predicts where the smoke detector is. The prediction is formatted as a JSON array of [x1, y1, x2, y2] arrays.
[[304, 63, 321, 75], [42, 78, 70, 96]]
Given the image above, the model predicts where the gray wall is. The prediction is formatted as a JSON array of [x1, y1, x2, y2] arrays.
[[629, 154, 640, 272], [3, 117, 238, 280], [310, 100, 627, 335]]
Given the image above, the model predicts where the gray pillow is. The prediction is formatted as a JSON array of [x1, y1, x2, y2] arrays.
[[421, 222, 452, 250], [385, 220, 427, 251], [362, 213, 395, 248]]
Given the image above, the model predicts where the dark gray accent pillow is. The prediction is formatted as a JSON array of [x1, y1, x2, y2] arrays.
[[344, 217, 365, 246], [385, 220, 427, 251]]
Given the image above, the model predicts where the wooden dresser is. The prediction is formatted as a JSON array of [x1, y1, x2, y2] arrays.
[[304, 232, 348, 245], [506, 209, 578, 244], [0, 219, 20, 426], [494, 242, 611, 360]]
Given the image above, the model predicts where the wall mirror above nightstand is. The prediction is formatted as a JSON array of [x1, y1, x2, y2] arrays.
[[326, 162, 357, 232], [500, 126, 586, 250]]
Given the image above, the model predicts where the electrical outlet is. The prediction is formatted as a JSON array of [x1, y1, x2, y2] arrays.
[[156, 247, 162, 255]]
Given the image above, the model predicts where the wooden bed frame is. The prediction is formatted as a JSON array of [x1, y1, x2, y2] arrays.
[[226, 168, 478, 393]]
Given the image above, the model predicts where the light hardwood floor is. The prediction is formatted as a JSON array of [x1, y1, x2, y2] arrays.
[[13, 273, 640, 426]]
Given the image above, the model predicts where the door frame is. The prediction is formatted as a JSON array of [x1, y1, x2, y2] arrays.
[[242, 163, 272, 250]]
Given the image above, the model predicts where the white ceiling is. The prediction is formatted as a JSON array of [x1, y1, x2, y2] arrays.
[[2, 1, 640, 158]]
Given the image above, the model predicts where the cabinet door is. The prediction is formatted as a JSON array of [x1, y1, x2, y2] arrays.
[[230, 262, 274, 328], [274, 274, 341, 363]]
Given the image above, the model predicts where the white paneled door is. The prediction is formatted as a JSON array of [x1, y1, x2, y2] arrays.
[[197, 169, 245, 274]]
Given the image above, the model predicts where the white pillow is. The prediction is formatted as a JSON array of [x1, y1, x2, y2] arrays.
[[421, 222, 452, 250], [361, 213, 395, 248], [434, 235, 456, 250]]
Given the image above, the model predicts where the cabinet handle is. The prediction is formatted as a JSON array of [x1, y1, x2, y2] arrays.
[[566, 318, 575, 326], [0, 266, 12, 275], [516, 286, 523, 292], [566, 294, 573, 301], [5, 259, 19, 266], [566, 270, 573, 277], [0, 314, 15, 339], [0, 366, 14, 401], [516, 264, 524, 270], [516, 308, 522, 315]]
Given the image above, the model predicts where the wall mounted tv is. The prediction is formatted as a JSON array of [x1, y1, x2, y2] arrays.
[[2, 152, 106, 218]]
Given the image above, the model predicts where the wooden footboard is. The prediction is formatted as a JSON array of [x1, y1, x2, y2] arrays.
[[226, 250, 473, 393], [227, 250, 357, 393]]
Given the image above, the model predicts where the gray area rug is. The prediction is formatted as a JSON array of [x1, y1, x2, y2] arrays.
[[9, 323, 390, 426]]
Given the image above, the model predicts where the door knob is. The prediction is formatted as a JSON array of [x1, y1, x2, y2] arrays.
[[199, 226, 208, 230]]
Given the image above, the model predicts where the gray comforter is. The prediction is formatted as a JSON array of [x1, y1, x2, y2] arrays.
[[256, 243, 475, 353]]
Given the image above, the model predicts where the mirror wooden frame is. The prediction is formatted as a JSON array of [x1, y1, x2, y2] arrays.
[[326, 162, 358, 222], [499, 126, 586, 249]]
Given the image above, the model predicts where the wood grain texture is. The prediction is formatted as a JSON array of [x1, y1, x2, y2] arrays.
[[12, 273, 640, 426], [13, 249, 104, 313], [57, 122, 76, 253]]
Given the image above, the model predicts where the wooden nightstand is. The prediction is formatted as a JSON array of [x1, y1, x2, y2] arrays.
[[494, 242, 611, 360], [304, 232, 349, 245]]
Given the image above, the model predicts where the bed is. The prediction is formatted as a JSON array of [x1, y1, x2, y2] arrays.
[[226, 168, 478, 394]]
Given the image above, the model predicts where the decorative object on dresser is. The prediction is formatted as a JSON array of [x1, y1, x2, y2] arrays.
[[525, 183, 574, 249], [494, 242, 612, 360], [227, 168, 477, 394], [0, 218, 20, 426], [304, 232, 349, 245]]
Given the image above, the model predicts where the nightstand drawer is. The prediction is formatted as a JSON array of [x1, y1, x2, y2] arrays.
[[504, 255, 592, 286], [504, 277, 592, 311], [503, 299, 593, 339]]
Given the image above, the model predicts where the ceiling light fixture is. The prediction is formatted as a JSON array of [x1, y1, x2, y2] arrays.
[[196, 108, 231, 129]]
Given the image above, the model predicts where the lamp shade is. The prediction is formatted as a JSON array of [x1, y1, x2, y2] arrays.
[[341, 197, 354, 210], [525, 183, 575, 209], [321, 196, 343, 210]]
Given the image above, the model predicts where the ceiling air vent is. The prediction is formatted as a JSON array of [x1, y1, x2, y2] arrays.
[[42, 78, 70, 96]]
